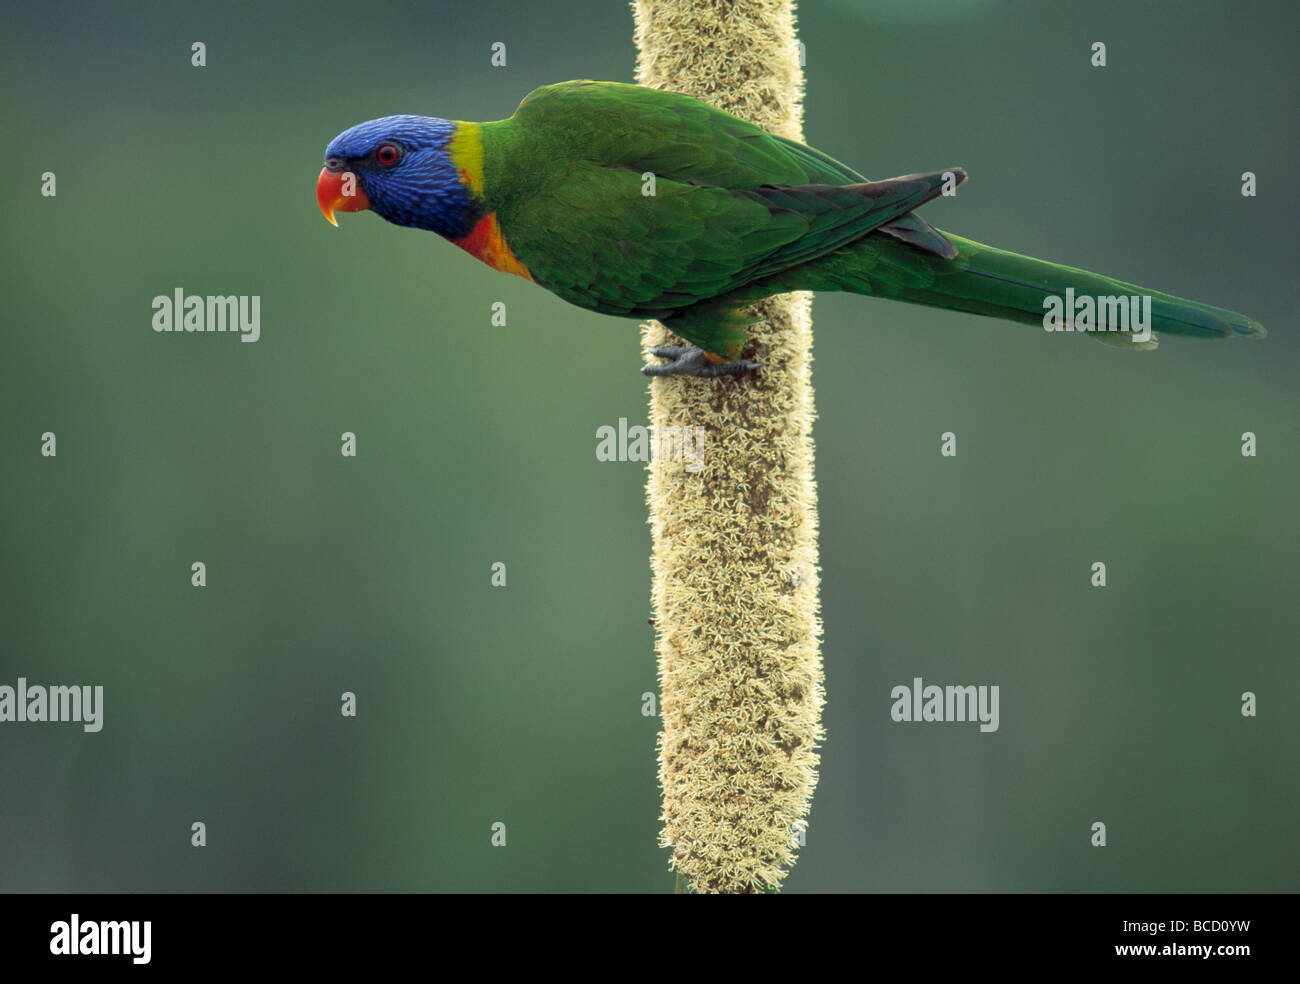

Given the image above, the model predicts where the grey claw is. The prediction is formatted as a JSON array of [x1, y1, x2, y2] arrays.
[[641, 345, 763, 378]]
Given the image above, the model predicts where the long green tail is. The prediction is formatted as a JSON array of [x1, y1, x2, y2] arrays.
[[779, 230, 1265, 348]]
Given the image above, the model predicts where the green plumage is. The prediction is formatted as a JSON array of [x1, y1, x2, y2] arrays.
[[476, 81, 1263, 358]]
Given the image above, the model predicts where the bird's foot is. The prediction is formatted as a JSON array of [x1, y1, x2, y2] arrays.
[[641, 345, 762, 378]]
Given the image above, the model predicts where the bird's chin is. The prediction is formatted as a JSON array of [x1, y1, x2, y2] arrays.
[[316, 167, 371, 226]]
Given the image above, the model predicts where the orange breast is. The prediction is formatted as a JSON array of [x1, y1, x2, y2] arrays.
[[452, 213, 533, 282]]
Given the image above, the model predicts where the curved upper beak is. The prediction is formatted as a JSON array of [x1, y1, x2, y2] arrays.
[[316, 167, 371, 226]]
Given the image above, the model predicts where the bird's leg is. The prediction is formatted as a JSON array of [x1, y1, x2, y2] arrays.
[[641, 345, 762, 378]]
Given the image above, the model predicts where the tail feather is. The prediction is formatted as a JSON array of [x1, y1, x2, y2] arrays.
[[786, 230, 1265, 347]]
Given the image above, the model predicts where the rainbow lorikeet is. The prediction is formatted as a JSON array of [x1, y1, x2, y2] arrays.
[[316, 80, 1263, 377]]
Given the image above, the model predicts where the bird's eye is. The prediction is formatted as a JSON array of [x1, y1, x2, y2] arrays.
[[376, 144, 401, 166]]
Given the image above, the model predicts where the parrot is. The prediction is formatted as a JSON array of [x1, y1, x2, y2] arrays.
[[316, 80, 1264, 377]]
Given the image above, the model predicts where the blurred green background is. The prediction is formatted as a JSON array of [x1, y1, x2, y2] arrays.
[[2, 0, 1296, 893]]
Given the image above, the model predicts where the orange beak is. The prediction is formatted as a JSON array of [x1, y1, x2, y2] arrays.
[[316, 168, 371, 226]]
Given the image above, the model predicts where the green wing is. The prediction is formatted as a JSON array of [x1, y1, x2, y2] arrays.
[[495, 81, 960, 352]]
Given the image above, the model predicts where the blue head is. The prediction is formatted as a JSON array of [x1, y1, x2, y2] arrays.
[[317, 115, 479, 239]]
